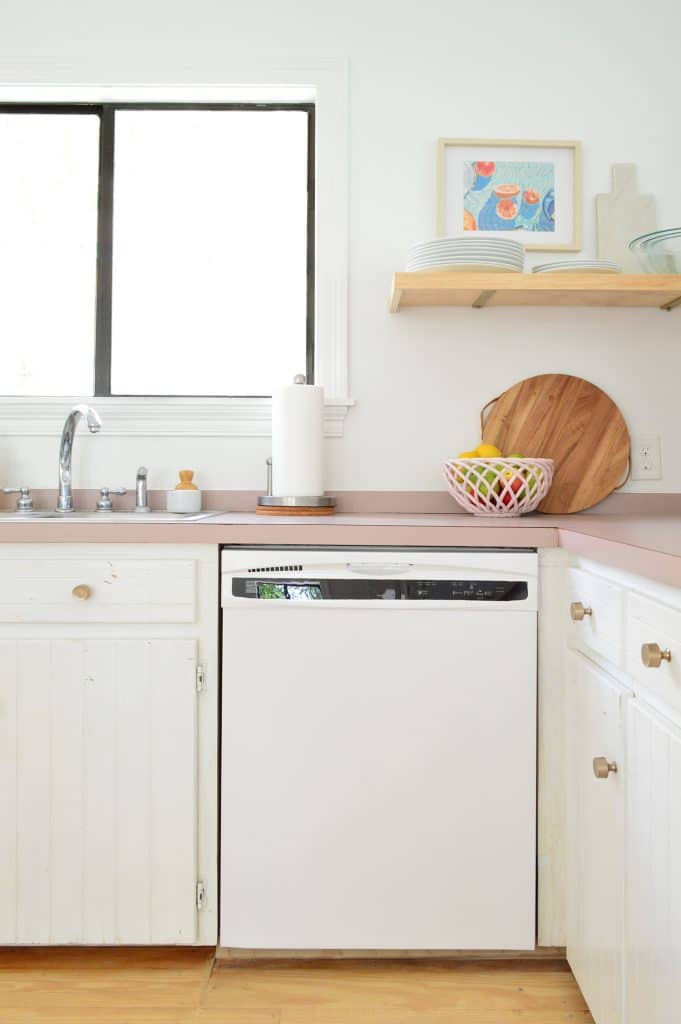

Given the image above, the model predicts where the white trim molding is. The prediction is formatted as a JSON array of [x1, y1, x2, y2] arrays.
[[0, 396, 354, 438], [0, 55, 352, 435]]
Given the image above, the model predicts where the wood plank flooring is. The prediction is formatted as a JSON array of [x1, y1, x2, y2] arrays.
[[0, 948, 594, 1023]]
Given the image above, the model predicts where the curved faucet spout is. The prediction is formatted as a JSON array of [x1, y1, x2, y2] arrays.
[[57, 405, 102, 513]]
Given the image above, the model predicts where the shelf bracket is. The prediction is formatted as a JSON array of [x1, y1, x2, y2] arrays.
[[661, 294, 681, 312], [472, 290, 496, 309]]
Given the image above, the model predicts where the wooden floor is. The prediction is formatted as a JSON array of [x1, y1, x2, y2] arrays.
[[0, 948, 594, 1023]]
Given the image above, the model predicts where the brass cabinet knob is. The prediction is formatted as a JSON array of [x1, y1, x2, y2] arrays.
[[570, 601, 593, 621], [72, 584, 92, 601], [593, 756, 618, 779], [641, 642, 672, 668]]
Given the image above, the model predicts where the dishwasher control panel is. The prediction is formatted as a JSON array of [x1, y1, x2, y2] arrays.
[[231, 578, 529, 601]]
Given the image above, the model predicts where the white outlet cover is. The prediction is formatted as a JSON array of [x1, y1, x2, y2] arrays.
[[631, 435, 662, 480]]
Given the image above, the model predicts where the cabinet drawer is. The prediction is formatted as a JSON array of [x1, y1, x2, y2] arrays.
[[566, 651, 627, 1024], [0, 557, 196, 623], [626, 593, 681, 720], [567, 568, 624, 667]]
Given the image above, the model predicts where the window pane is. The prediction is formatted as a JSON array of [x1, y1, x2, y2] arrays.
[[110, 110, 309, 395], [0, 113, 99, 396]]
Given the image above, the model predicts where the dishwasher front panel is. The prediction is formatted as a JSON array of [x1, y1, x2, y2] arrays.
[[220, 549, 537, 950]]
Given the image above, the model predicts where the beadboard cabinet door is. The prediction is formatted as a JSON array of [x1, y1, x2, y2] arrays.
[[566, 651, 629, 1024], [0, 637, 198, 945], [626, 699, 681, 1024]]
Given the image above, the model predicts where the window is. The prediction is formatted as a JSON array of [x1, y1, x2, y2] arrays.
[[0, 103, 314, 397], [0, 110, 100, 396]]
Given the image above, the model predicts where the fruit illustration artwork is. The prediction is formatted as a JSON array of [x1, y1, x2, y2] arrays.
[[497, 199, 518, 221], [462, 159, 556, 237], [477, 184, 521, 230], [537, 188, 556, 232], [470, 161, 496, 191], [463, 209, 477, 231], [519, 189, 540, 224], [494, 185, 520, 215]]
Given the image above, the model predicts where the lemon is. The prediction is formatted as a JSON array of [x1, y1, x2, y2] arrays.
[[475, 443, 503, 458], [453, 450, 478, 484]]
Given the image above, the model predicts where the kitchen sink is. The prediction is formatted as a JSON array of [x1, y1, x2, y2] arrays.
[[0, 510, 223, 524]]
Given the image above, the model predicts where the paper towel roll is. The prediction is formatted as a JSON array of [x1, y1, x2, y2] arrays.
[[272, 379, 325, 497]]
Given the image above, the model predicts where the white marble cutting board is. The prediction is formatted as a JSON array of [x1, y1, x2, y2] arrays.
[[596, 164, 656, 272]]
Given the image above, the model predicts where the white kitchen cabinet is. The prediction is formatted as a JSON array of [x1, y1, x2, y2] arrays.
[[625, 590, 681, 721], [566, 650, 630, 1024], [0, 544, 218, 946], [626, 698, 681, 1024], [567, 567, 625, 668], [0, 638, 197, 944], [0, 555, 197, 623]]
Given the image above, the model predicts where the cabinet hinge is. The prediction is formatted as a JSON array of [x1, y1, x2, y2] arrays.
[[196, 665, 207, 692], [196, 880, 207, 911]]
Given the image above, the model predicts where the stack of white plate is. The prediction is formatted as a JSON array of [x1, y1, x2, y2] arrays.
[[532, 259, 621, 274], [406, 236, 525, 273]]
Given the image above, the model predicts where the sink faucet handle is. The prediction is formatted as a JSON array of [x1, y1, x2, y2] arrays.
[[135, 466, 151, 513], [2, 486, 34, 512], [96, 486, 127, 512]]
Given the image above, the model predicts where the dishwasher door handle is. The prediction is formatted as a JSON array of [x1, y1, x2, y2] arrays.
[[346, 562, 414, 576]]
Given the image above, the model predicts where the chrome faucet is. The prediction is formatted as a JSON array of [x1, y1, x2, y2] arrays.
[[135, 466, 150, 512], [57, 404, 102, 513]]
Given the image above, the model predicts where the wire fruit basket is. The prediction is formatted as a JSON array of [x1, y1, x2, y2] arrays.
[[444, 457, 554, 517]]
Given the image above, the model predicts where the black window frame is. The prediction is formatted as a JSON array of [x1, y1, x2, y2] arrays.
[[0, 101, 316, 397]]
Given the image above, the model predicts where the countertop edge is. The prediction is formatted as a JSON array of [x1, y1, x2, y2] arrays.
[[0, 519, 560, 549], [557, 527, 681, 589], [1, 515, 681, 588]]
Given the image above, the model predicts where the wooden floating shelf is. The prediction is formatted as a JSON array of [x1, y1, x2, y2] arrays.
[[389, 272, 681, 313]]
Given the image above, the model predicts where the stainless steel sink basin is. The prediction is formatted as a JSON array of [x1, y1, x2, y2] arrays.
[[0, 510, 223, 524]]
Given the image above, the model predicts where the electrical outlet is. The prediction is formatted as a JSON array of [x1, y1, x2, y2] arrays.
[[631, 435, 662, 480]]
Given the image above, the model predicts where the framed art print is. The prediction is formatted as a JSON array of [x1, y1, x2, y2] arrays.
[[437, 138, 582, 251]]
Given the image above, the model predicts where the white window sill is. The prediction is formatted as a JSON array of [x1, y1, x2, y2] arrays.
[[0, 396, 355, 438]]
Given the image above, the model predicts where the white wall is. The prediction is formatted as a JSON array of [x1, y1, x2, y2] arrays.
[[1, 0, 680, 495]]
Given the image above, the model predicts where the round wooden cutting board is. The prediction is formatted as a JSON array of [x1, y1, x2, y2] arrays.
[[482, 373, 630, 514]]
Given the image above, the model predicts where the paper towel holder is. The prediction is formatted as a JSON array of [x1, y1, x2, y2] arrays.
[[257, 374, 336, 515], [257, 457, 336, 516]]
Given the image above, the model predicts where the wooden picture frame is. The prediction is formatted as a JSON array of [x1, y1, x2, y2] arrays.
[[437, 138, 582, 252]]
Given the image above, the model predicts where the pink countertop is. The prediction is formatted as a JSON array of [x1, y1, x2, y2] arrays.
[[1, 496, 680, 587]]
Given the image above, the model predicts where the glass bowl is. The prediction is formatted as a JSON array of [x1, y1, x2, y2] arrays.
[[629, 228, 681, 273]]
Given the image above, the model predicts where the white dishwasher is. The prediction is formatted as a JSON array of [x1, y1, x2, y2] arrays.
[[220, 547, 537, 950]]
